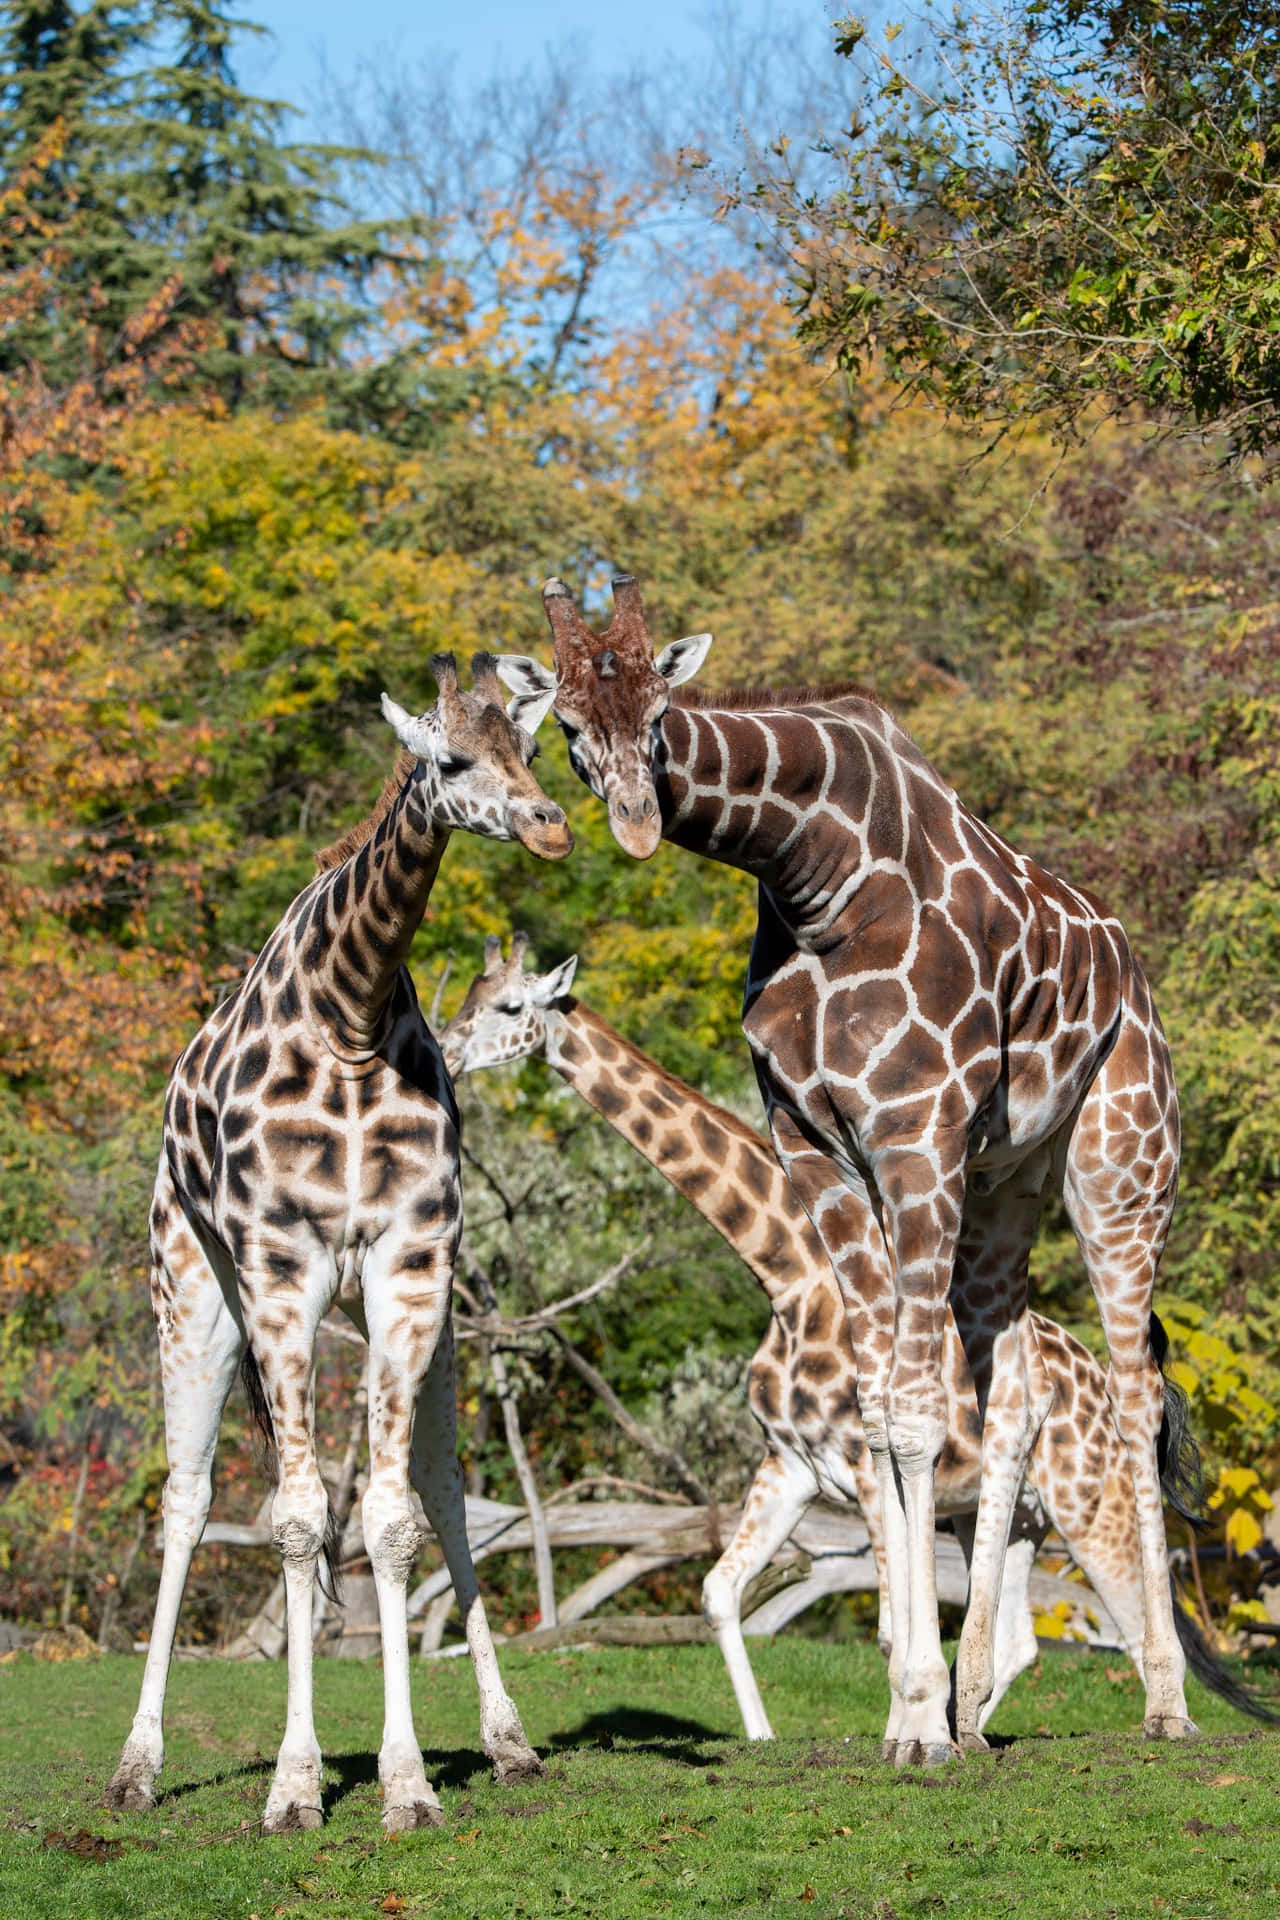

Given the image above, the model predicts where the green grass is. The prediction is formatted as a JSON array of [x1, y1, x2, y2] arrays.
[[2, 1639, 1278, 1919]]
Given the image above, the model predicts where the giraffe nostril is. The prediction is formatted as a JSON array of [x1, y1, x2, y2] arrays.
[[640, 797, 655, 819], [616, 799, 631, 821]]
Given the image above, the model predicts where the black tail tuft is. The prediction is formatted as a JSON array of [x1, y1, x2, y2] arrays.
[[1172, 1585, 1280, 1726], [1151, 1312, 1207, 1526], [241, 1347, 343, 1606], [240, 1347, 278, 1483], [319, 1502, 344, 1608]]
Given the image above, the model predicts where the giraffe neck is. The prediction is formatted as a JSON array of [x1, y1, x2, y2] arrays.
[[298, 765, 449, 1053], [653, 700, 902, 926], [542, 1000, 826, 1299]]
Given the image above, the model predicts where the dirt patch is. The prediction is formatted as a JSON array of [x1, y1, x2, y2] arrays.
[[43, 1827, 158, 1861]]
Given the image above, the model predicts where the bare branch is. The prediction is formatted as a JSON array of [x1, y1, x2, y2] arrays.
[[455, 1241, 648, 1342], [551, 1327, 713, 1508]]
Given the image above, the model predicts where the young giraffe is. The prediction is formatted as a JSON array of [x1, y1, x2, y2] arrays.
[[106, 655, 568, 1834], [441, 937, 1220, 1743], [498, 575, 1189, 1766]]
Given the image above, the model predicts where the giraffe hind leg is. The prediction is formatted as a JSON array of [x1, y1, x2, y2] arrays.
[[106, 1167, 243, 1811], [1064, 1016, 1193, 1739], [411, 1327, 542, 1782]]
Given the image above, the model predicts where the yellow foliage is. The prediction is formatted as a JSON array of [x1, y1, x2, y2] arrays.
[[1225, 1506, 1264, 1555]]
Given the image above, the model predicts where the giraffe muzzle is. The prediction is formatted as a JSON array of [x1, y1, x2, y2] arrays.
[[608, 786, 662, 860], [513, 803, 574, 862]]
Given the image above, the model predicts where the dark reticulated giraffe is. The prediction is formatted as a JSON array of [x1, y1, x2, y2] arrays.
[[105, 655, 569, 1833], [440, 937, 1214, 1743], [497, 577, 1190, 1767]]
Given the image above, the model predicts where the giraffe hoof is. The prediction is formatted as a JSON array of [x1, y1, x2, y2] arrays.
[[895, 1738, 955, 1771], [958, 1729, 990, 1754], [491, 1744, 546, 1784], [382, 1798, 445, 1832], [1143, 1714, 1199, 1742], [263, 1801, 324, 1833], [103, 1769, 156, 1813], [880, 1738, 899, 1765]]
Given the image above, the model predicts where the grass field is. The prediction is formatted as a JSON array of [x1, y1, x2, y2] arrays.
[[2, 1637, 1278, 1919]]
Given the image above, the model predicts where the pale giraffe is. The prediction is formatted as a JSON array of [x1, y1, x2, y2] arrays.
[[106, 655, 569, 1833], [498, 575, 1190, 1765], [441, 937, 1260, 1743]]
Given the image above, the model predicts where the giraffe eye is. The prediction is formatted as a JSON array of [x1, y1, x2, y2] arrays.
[[438, 750, 475, 775]]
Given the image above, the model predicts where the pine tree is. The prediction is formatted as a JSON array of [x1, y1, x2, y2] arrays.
[[0, 0, 147, 383], [0, 0, 423, 412]]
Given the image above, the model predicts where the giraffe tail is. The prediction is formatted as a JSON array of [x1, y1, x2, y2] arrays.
[[1149, 1315, 1280, 1724], [1171, 1590, 1280, 1725], [240, 1348, 343, 1606], [1150, 1311, 1206, 1526]]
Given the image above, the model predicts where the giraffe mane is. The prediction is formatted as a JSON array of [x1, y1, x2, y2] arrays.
[[313, 751, 419, 872], [673, 679, 887, 714]]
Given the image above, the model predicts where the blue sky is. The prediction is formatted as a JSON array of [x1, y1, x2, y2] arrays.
[[239, 1, 833, 125]]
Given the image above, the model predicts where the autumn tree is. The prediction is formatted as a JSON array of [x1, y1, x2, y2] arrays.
[[761, 2, 1280, 466]]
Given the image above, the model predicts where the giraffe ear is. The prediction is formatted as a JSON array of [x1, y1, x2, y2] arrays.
[[496, 654, 557, 733], [655, 632, 712, 688], [380, 690, 435, 759], [530, 954, 578, 1007]]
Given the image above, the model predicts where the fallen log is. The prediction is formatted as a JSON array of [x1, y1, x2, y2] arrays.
[[184, 1490, 1122, 1655]]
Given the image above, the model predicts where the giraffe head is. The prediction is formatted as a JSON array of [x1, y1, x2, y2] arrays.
[[497, 575, 712, 859], [382, 650, 572, 860], [439, 933, 578, 1077]]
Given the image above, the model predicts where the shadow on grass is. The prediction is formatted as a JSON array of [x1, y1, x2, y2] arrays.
[[546, 1707, 727, 1764], [152, 1755, 275, 1804], [146, 1717, 732, 1821], [322, 1745, 505, 1813]]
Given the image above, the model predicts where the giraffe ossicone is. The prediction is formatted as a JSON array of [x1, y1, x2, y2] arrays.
[[105, 658, 567, 1835], [441, 937, 1280, 1746], [500, 572, 1195, 1766]]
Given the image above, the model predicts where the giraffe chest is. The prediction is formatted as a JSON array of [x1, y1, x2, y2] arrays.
[[172, 1023, 459, 1268], [744, 916, 1119, 1179]]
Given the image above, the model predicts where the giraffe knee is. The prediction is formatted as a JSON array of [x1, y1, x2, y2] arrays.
[[271, 1474, 329, 1566], [701, 1564, 742, 1632], [859, 1394, 890, 1455], [886, 1406, 948, 1473], [362, 1486, 426, 1580]]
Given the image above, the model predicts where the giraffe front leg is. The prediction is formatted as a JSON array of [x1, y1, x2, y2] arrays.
[[411, 1326, 542, 1783], [882, 1416, 953, 1768], [701, 1447, 818, 1741], [765, 1114, 908, 1758], [952, 1501, 1047, 1738], [877, 1140, 969, 1770]]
